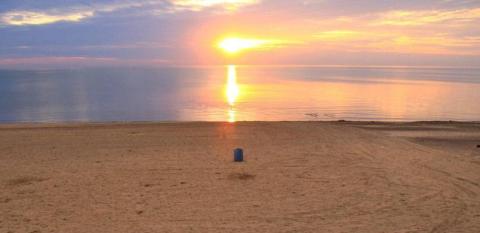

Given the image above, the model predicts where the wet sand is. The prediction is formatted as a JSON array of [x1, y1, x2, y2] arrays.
[[1, 122, 480, 232]]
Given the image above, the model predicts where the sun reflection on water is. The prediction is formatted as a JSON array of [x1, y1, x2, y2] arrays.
[[225, 65, 239, 122], [228, 108, 236, 123]]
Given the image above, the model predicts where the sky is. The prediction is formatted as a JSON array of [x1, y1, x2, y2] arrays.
[[1, 0, 479, 68]]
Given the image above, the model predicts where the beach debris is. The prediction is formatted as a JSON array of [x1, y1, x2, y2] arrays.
[[477, 144, 480, 148], [6, 176, 47, 187], [234, 148, 244, 162]]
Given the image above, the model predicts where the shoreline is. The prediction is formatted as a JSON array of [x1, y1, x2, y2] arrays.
[[1, 119, 479, 126]]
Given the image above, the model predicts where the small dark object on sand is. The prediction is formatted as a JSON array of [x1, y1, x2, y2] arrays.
[[234, 148, 243, 162], [477, 144, 480, 148]]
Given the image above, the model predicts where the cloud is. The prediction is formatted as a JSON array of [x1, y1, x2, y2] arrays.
[[374, 8, 480, 26], [0, 0, 262, 26], [302, 6, 480, 56], [311, 29, 480, 55], [1, 0, 479, 66], [314, 30, 364, 42], [0, 1, 155, 26], [1, 10, 94, 26], [171, 0, 260, 11]]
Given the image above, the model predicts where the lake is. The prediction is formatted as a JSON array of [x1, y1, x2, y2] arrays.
[[0, 66, 479, 122]]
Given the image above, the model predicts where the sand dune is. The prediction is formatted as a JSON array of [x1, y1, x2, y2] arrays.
[[1, 122, 479, 232]]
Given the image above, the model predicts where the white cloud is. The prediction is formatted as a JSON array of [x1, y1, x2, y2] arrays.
[[0, 0, 262, 26], [1, 10, 94, 26], [171, 0, 259, 11], [374, 8, 480, 26]]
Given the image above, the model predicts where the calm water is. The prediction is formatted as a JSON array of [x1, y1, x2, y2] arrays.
[[0, 66, 479, 122]]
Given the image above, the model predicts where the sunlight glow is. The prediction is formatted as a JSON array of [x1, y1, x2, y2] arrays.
[[218, 38, 269, 54]]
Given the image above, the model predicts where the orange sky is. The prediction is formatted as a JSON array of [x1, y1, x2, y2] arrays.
[[0, 0, 479, 68]]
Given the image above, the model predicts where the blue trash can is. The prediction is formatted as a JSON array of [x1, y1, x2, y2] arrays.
[[234, 148, 243, 162]]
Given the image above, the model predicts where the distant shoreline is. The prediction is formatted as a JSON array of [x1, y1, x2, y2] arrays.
[[0, 120, 479, 131], [2, 64, 480, 71], [1, 120, 479, 126]]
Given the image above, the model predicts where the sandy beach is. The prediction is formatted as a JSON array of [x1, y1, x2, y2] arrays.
[[1, 121, 480, 233]]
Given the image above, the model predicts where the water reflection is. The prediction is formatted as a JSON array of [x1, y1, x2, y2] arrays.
[[0, 67, 479, 123], [228, 108, 236, 123], [225, 65, 239, 122]]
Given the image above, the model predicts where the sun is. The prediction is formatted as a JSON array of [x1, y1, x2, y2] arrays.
[[218, 37, 268, 54]]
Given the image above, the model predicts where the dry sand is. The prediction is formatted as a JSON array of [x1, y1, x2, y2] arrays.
[[1, 121, 480, 232]]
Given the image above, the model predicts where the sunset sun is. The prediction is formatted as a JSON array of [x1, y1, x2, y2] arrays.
[[218, 37, 268, 54]]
